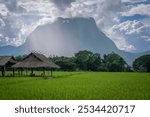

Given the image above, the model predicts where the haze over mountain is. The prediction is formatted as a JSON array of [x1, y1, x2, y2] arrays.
[[27, 17, 119, 55], [0, 17, 149, 65]]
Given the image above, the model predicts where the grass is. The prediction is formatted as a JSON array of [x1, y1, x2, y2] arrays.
[[0, 72, 150, 100]]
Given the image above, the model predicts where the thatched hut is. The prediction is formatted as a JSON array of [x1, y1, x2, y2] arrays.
[[0, 56, 16, 77], [12, 52, 60, 77]]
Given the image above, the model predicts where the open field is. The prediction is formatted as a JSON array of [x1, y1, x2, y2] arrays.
[[0, 72, 150, 100]]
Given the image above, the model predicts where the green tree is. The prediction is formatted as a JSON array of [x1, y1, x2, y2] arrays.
[[75, 50, 103, 71], [133, 55, 150, 72], [75, 50, 93, 71], [103, 52, 128, 72], [50, 56, 77, 71], [87, 53, 102, 71], [15, 55, 27, 61]]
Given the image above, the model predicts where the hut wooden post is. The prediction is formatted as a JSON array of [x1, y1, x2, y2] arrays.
[[4, 66, 5, 77], [51, 68, 53, 77], [17, 69, 19, 77], [1, 67, 3, 77], [13, 68, 15, 77], [43, 67, 45, 76], [31, 68, 33, 74], [21, 68, 23, 77], [18, 69, 21, 77], [0, 67, 1, 77], [31, 68, 34, 77], [26, 69, 28, 76], [48, 68, 49, 77], [2, 66, 5, 77]]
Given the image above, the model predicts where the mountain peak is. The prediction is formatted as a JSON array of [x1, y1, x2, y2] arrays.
[[25, 17, 118, 56], [56, 17, 95, 23]]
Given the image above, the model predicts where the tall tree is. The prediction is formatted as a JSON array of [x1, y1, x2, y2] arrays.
[[50, 56, 76, 71], [133, 55, 150, 72], [103, 52, 128, 72], [75, 50, 93, 71], [87, 53, 102, 71]]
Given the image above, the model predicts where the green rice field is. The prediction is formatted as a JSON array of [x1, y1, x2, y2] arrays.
[[0, 72, 150, 100]]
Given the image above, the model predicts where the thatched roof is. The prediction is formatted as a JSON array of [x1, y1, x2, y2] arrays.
[[13, 53, 60, 68], [0, 56, 16, 66]]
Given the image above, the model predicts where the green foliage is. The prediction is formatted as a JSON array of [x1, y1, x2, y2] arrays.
[[87, 53, 102, 71], [133, 55, 150, 72], [50, 56, 77, 71], [16, 50, 131, 72], [15, 55, 27, 61], [75, 50, 93, 70], [50, 50, 130, 72], [103, 52, 129, 72], [75, 50, 102, 71], [0, 72, 150, 100]]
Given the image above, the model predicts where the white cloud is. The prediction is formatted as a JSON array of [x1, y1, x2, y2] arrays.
[[66, 0, 122, 29], [0, 0, 123, 47], [141, 36, 150, 41], [112, 20, 150, 37], [122, 0, 147, 3], [122, 4, 150, 16], [114, 20, 144, 35], [0, 0, 25, 13], [110, 20, 150, 52], [107, 27, 136, 51], [0, 0, 60, 46], [0, 0, 149, 53], [0, 3, 8, 16], [0, 18, 5, 27]]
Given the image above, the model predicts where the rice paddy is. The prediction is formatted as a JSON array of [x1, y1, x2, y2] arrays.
[[0, 72, 150, 100]]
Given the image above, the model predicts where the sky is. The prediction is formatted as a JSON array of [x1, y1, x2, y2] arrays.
[[0, 0, 150, 53]]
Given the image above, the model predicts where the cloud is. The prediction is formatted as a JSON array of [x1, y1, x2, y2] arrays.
[[50, 0, 75, 10], [65, 0, 122, 29], [0, 0, 149, 53], [0, 0, 59, 46], [0, 3, 9, 16], [0, 0, 25, 13], [0, 0, 123, 47], [0, 18, 5, 27], [110, 20, 150, 52], [122, 0, 147, 3], [107, 26, 136, 52], [141, 36, 150, 41], [122, 4, 150, 16]]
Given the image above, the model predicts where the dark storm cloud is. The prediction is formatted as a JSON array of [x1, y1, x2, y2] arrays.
[[50, 0, 76, 10]]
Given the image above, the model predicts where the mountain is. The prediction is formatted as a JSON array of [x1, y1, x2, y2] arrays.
[[0, 17, 149, 65], [25, 17, 119, 55]]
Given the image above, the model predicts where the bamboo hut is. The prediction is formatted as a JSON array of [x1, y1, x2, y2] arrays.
[[0, 56, 16, 77], [12, 52, 60, 77]]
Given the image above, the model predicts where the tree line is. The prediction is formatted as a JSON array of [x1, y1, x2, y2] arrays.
[[49, 50, 131, 72], [15, 50, 150, 72]]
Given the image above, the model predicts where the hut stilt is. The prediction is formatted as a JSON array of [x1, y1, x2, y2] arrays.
[[2, 66, 5, 77], [26, 69, 28, 76], [51, 68, 53, 77], [13, 68, 15, 77]]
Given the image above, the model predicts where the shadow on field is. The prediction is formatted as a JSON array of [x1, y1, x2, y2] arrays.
[[0, 78, 45, 86], [53, 72, 83, 79], [0, 72, 83, 86]]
